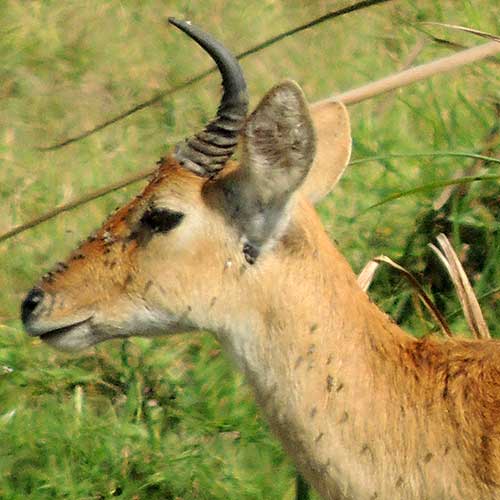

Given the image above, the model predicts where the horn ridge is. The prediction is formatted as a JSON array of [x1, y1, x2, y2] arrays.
[[168, 18, 248, 176]]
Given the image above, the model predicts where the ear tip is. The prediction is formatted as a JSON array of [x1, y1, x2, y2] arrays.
[[279, 79, 302, 90], [262, 80, 312, 130], [248, 80, 313, 132], [274, 80, 307, 101]]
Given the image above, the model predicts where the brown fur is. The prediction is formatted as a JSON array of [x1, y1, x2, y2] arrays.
[[24, 88, 499, 499]]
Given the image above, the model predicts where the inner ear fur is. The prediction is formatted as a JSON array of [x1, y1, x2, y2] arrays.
[[218, 80, 316, 249], [240, 80, 316, 204], [300, 100, 352, 204]]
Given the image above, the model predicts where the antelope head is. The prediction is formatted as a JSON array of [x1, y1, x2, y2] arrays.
[[21, 19, 351, 353]]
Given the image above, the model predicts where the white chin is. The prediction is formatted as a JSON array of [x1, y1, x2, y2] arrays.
[[41, 322, 99, 352]]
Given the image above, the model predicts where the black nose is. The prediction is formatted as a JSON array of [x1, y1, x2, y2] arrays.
[[21, 287, 45, 325]]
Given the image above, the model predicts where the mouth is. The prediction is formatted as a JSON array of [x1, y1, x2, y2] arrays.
[[36, 317, 95, 352], [39, 317, 92, 342]]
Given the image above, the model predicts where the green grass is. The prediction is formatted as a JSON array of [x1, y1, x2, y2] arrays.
[[1, 1, 499, 498]]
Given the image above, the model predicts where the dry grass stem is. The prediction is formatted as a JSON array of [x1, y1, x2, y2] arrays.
[[0, 167, 157, 243], [357, 259, 381, 291], [314, 41, 500, 108], [429, 234, 491, 339], [420, 22, 500, 43], [360, 255, 453, 337]]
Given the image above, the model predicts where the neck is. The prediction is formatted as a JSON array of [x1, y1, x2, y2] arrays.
[[208, 202, 496, 499], [209, 202, 408, 498]]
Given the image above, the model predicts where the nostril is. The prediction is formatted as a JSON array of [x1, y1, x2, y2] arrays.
[[21, 287, 45, 325]]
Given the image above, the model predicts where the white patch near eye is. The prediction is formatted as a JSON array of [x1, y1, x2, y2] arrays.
[[171, 211, 206, 249], [144, 202, 206, 252]]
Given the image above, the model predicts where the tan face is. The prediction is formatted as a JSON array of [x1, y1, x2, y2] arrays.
[[21, 158, 247, 351]]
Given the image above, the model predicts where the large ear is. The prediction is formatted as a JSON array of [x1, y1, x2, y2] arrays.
[[299, 100, 352, 204], [219, 80, 315, 260]]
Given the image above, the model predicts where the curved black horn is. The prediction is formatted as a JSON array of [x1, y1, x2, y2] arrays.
[[168, 18, 248, 176]]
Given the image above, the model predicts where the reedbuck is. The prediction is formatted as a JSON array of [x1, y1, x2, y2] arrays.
[[22, 19, 499, 500]]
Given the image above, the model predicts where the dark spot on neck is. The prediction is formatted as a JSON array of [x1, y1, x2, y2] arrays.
[[361, 444, 375, 462], [144, 280, 153, 295], [339, 411, 349, 423], [294, 356, 304, 369]]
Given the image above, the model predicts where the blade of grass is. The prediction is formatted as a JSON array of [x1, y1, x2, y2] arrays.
[[349, 151, 500, 166], [296, 474, 310, 500], [357, 174, 500, 216]]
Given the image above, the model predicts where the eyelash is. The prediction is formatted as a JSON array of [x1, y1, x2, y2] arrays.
[[140, 208, 184, 233]]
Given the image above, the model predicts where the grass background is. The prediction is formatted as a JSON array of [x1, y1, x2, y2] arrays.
[[1, 1, 499, 498]]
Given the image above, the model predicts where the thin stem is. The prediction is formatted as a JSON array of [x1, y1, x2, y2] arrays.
[[357, 174, 500, 216], [0, 168, 156, 243], [349, 151, 500, 166], [313, 41, 500, 108]]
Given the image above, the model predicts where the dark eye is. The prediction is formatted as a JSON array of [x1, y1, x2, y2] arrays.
[[140, 208, 184, 233]]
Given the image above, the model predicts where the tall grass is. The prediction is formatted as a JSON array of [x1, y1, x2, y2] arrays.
[[1, 1, 498, 498]]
